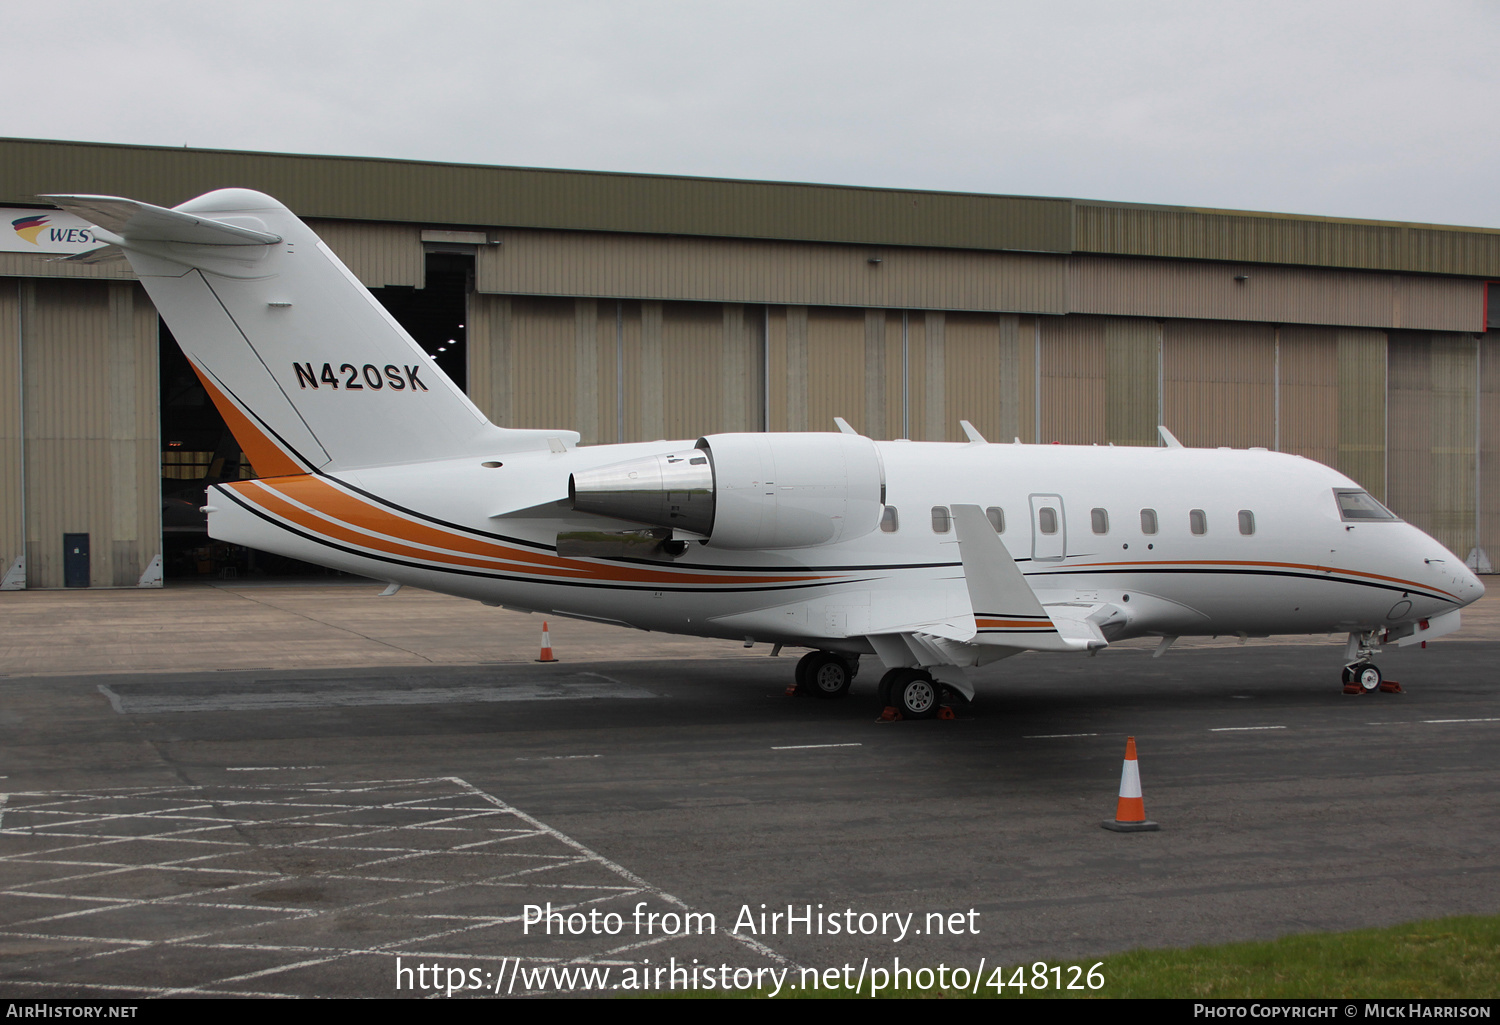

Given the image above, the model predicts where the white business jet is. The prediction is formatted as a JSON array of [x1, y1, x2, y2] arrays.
[[49, 189, 1485, 717]]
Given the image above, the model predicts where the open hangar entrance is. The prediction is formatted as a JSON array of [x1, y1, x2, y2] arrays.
[[158, 248, 472, 581]]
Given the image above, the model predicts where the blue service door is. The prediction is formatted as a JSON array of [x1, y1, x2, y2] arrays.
[[64, 533, 90, 588]]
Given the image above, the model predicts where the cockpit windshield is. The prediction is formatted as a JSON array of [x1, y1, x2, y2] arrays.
[[1334, 489, 1400, 522]]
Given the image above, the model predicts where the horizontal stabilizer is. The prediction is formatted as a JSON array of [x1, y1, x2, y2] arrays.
[[57, 244, 127, 265], [951, 503, 1100, 652], [41, 194, 282, 246]]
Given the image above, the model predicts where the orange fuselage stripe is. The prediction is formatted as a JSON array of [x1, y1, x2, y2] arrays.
[[242, 481, 582, 576], [234, 475, 838, 587], [191, 364, 304, 478]]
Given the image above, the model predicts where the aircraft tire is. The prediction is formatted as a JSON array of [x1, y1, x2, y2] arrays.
[[794, 651, 819, 692], [804, 651, 853, 699], [890, 669, 939, 720], [1356, 662, 1382, 692]]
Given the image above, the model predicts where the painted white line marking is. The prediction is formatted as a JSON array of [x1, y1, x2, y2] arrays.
[[0, 776, 797, 996], [1421, 718, 1500, 724], [1023, 733, 1099, 739], [224, 766, 325, 772], [771, 743, 863, 750], [1210, 726, 1287, 732], [514, 755, 601, 761]]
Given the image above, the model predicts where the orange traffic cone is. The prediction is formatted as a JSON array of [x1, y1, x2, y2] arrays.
[[535, 621, 559, 663], [1102, 736, 1159, 832]]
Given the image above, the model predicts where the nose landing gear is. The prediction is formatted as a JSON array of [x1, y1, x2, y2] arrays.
[[1342, 661, 1383, 693], [1341, 630, 1400, 694]]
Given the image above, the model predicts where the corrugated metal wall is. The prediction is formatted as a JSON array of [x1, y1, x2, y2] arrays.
[[305, 219, 423, 288], [0, 139, 1075, 254], [1104, 317, 1161, 447], [1163, 320, 1276, 448], [1, 279, 20, 578], [469, 295, 762, 445], [1277, 326, 1339, 468], [803, 307, 866, 437], [507, 297, 576, 433], [1387, 333, 1477, 559], [1070, 255, 1482, 332], [1337, 330, 1388, 499], [0, 252, 135, 282], [661, 301, 728, 439], [1039, 316, 1107, 444], [474, 229, 1067, 313], [21, 279, 159, 588], [1075, 202, 1500, 278], [1482, 335, 1499, 568]]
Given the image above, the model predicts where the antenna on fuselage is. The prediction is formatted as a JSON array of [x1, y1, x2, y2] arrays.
[[1157, 425, 1185, 449]]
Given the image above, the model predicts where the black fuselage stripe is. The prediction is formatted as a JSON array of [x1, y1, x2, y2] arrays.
[[217, 488, 878, 595], [221, 484, 1456, 606]]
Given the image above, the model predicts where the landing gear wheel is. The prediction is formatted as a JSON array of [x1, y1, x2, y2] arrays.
[[877, 668, 903, 707], [890, 669, 939, 720], [794, 651, 819, 692], [1355, 662, 1382, 693], [803, 651, 853, 699]]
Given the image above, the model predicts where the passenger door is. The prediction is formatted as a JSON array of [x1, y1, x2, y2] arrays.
[[1029, 494, 1066, 562]]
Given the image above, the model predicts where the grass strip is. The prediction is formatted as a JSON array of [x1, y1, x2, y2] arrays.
[[733, 914, 1500, 998]]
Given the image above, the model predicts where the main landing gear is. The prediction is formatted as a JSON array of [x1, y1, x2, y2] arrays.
[[794, 650, 860, 699], [789, 652, 959, 719], [878, 667, 941, 720]]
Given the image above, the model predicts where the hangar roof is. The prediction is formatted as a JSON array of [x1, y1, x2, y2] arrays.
[[4, 136, 1499, 277]]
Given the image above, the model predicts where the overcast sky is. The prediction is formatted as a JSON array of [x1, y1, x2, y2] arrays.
[[4, 1, 1497, 227]]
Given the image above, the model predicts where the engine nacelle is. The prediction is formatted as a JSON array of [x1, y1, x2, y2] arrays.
[[569, 433, 885, 549]]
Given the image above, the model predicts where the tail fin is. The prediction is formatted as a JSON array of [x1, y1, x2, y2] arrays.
[[44, 189, 575, 473]]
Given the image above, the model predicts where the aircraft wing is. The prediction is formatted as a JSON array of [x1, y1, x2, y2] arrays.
[[950, 504, 1103, 653]]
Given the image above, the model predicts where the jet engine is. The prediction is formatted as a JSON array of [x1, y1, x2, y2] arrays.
[[568, 433, 885, 549]]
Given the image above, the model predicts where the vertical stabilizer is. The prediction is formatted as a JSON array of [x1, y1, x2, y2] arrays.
[[44, 190, 576, 473]]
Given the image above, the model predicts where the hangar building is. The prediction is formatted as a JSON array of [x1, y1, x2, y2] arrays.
[[0, 137, 1496, 587]]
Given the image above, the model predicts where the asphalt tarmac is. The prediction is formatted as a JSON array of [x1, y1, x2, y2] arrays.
[[2, 634, 1498, 997]]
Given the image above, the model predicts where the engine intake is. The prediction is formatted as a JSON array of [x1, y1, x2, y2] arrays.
[[569, 433, 884, 549]]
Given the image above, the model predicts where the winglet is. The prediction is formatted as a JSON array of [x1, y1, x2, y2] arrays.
[[1158, 425, 1185, 449], [959, 420, 988, 445], [833, 417, 859, 436]]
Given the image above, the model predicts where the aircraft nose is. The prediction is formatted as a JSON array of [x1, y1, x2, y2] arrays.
[[1455, 562, 1485, 606]]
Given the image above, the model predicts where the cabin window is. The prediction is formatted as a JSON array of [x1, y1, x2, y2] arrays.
[[1091, 508, 1109, 534], [986, 507, 1005, 532], [1238, 510, 1255, 535], [880, 506, 899, 533], [1140, 509, 1158, 535], [1038, 507, 1058, 534], [931, 506, 951, 533], [1335, 489, 1399, 522], [1190, 509, 1207, 535]]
